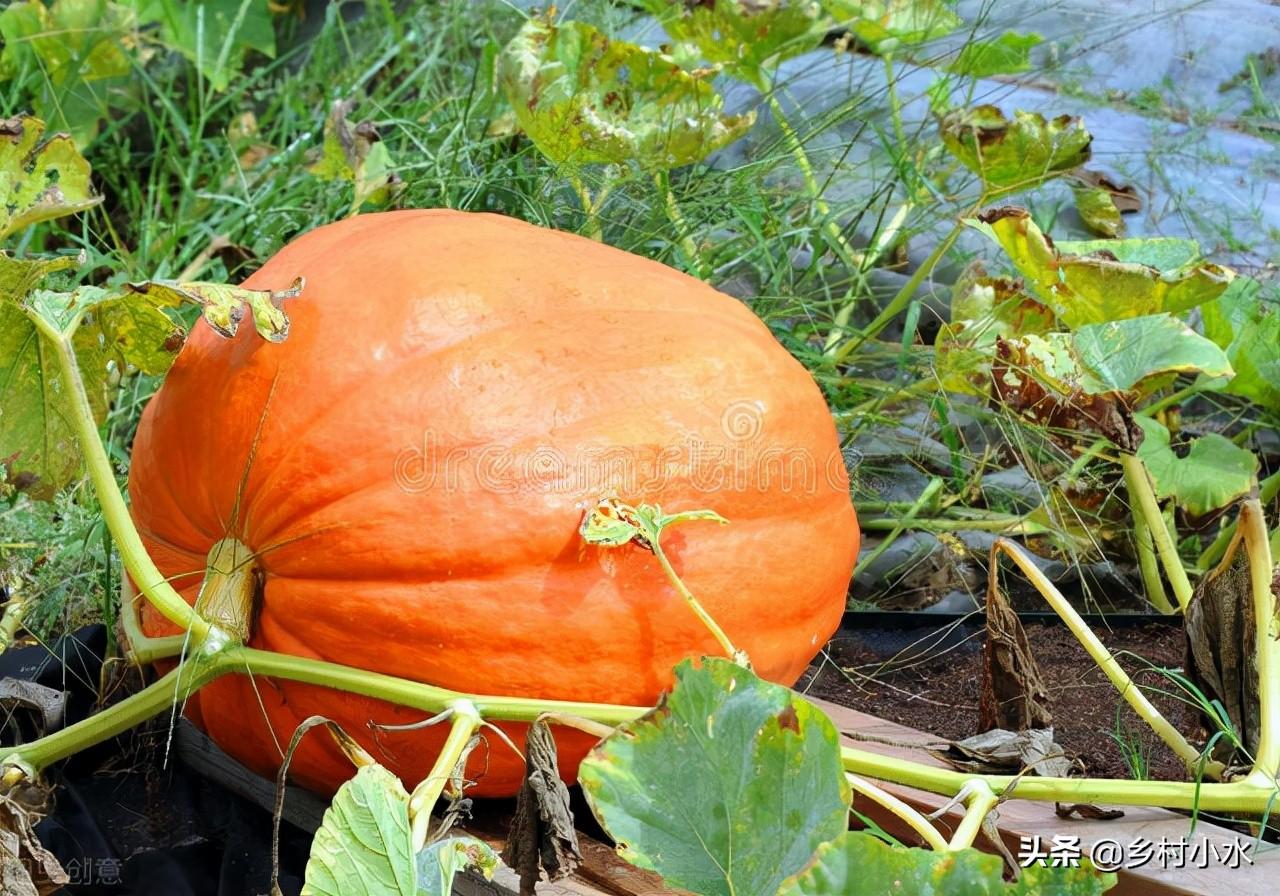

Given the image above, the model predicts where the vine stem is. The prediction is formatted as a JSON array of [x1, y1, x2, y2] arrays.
[[847, 774, 948, 851], [1233, 501, 1280, 784], [840, 745, 1276, 813], [119, 576, 188, 665], [654, 170, 708, 279], [0, 591, 27, 653], [990, 540, 1220, 778], [945, 780, 998, 850], [1198, 469, 1280, 571], [852, 477, 943, 577], [4, 645, 649, 775], [27, 311, 215, 643], [2, 658, 223, 776], [650, 536, 745, 666], [1122, 458, 1176, 614], [1121, 453, 1193, 611], [407, 700, 482, 851]]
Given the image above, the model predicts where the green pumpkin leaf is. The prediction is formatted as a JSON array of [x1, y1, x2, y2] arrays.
[[497, 16, 755, 170], [309, 99, 403, 212], [0, 115, 101, 239], [414, 838, 499, 895], [778, 831, 1117, 895], [302, 763, 497, 896], [778, 830, 1004, 895], [1135, 418, 1259, 516], [1071, 314, 1233, 395], [1010, 861, 1119, 895], [303, 764, 416, 896], [969, 208, 1234, 326], [825, 0, 961, 55], [0, 2, 136, 146], [947, 30, 1042, 77], [642, 0, 828, 81], [1072, 185, 1123, 238], [940, 107, 1091, 195], [1199, 277, 1280, 412], [124, 276, 302, 342], [132, 0, 275, 92], [579, 658, 850, 896]]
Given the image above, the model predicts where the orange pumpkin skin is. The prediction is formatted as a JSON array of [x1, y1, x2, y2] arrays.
[[128, 210, 859, 797]]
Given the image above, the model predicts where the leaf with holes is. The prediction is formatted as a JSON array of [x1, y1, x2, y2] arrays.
[[579, 658, 850, 896], [1135, 418, 1258, 517], [580, 496, 727, 551], [0, 115, 100, 238], [642, 0, 829, 81], [415, 838, 499, 896], [969, 208, 1234, 327], [940, 108, 1091, 195], [498, 17, 755, 170]]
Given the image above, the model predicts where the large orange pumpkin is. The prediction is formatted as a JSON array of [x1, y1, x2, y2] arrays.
[[128, 210, 859, 797]]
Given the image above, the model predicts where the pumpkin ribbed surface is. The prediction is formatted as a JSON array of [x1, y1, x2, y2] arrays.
[[128, 209, 859, 796]]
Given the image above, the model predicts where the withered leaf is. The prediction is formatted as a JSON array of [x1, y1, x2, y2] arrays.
[[502, 720, 581, 896], [1055, 803, 1124, 820], [980, 568, 1052, 732]]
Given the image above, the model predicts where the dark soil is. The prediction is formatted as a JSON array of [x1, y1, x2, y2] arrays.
[[800, 619, 1195, 781]]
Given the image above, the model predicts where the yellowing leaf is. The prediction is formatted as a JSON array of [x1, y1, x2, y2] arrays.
[[968, 208, 1234, 326], [125, 276, 302, 343], [643, 0, 828, 81], [498, 17, 755, 170], [933, 265, 1054, 396], [0, 252, 82, 300], [0, 115, 100, 239], [580, 496, 727, 552], [940, 107, 1091, 195]]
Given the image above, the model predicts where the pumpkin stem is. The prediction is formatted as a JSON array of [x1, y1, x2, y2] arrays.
[[196, 538, 261, 645]]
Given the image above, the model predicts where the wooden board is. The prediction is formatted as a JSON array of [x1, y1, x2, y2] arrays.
[[811, 696, 1276, 896], [175, 702, 1274, 896]]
